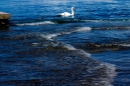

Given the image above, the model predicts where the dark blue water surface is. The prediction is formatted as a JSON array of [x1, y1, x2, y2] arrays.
[[0, 0, 130, 86]]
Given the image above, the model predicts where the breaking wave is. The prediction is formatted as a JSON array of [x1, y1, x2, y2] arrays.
[[40, 27, 92, 40], [37, 28, 116, 86], [121, 44, 130, 47], [38, 33, 116, 86], [0, 32, 116, 86], [16, 21, 55, 26], [75, 27, 92, 32]]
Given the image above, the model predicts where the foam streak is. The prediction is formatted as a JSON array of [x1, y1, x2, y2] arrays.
[[16, 21, 55, 26]]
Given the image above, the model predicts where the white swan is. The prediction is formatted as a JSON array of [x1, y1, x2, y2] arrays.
[[58, 7, 74, 17]]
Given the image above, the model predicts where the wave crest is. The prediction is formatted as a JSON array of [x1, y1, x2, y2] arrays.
[[16, 21, 55, 26]]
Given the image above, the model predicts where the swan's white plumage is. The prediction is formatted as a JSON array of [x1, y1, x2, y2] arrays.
[[58, 7, 74, 17]]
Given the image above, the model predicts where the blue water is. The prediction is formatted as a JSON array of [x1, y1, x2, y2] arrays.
[[0, 0, 130, 86]]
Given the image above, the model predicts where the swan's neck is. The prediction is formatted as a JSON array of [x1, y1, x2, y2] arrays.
[[71, 8, 74, 15]]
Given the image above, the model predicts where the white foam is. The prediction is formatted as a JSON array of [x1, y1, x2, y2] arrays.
[[121, 44, 130, 47], [81, 19, 101, 22], [58, 27, 92, 35], [105, 63, 116, 78], [100, 63, 116, 86], [40, 27, 92, 40], [63, 44, 77, 50], [75, 27, 92, 32], [40, 33, 60, 40], [76, 49, 91, 57], [39, 31, 116, 86], [31, 43, 39, 46], [16, 21, 55, 26]]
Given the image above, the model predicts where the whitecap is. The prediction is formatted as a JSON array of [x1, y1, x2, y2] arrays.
[[40, 33, 61, 40], [63, 44, 77, 50], [38, 32, 116, 86], [75, 27, 92, 32], [40, 27, 92, 40], [76, 49, 91, 57], [121, 44, 130, 47], [31, 43, 39, 46], [16, 21, 55, 26]]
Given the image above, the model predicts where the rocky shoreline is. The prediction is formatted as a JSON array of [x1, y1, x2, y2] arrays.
[[0, 12, 11, 29]]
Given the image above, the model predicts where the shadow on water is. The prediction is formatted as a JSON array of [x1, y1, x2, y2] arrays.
[[0, 19, 10, 30], [0, 25, 9, 31], [76, 42, 130, 53]]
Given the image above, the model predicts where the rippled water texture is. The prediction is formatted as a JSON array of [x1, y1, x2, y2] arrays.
[[0, 0, 130, 86]]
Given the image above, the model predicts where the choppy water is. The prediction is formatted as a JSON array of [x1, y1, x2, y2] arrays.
[[0, 0, 130, 86]]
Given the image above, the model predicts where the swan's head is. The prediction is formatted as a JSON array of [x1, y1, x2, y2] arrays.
[[71, 7, 74, 10]]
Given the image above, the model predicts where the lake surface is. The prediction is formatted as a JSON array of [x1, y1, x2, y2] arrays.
[[0, 0, 130, 86]]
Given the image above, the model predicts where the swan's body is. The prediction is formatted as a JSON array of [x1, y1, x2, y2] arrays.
[[58, 7, 74, 17]]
